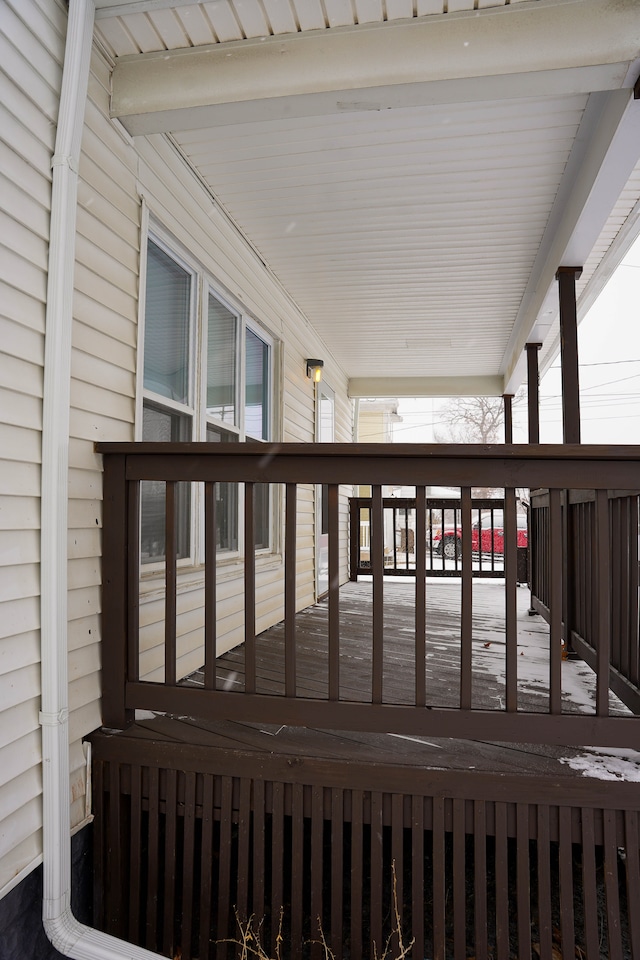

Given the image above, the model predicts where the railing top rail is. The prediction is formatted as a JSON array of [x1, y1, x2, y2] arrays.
[[96, 441, 640, 462], [96, 442, 640, 490]]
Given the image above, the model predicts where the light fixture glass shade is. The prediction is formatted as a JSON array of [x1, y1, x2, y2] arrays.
[[306, 359, 324, 383]]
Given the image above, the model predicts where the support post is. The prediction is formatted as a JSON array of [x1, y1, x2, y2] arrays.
[[526, 343, 541, 444], [503, 394, 514, 443], [556, 266, 583, 444]]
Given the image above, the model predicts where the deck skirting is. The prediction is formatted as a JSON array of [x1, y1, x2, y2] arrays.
[[91, 726, 640, 960]]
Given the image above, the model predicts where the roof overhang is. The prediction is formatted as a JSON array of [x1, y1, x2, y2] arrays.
[[100, 0, 640, 398]]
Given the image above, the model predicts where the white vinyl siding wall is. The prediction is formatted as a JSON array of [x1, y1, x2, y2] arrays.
[[0, 0, 65, 895], [76, 50, 351, 679], [0, 1, 351, 899]]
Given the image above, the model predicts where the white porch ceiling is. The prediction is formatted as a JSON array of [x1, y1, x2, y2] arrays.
[[97, 0, 640, 397]]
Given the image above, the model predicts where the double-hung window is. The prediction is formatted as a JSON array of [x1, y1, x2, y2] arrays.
[[140, 232, 275, 564]]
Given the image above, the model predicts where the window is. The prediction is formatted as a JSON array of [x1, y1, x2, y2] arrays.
[[141, 232, 275, 564]]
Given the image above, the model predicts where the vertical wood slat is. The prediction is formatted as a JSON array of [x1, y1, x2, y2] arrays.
[[236, 777, 251, 925], [411, 795, 425, 960], [415, 486, 426, 707], [128, 764, 142, 945], [162, 769, 178, 957], [217, 777, 233, 950], [504, 488, 518, 713], [611, 497, 622, 671], [146, 766, 160, 952], [580, 807, 600, 960], [536, 805, 553, 960], [328, 483, 340, 700], [349, 497, 359, 581], [629, 496, 639, 686], [516, 804, 531, 960], [549, 489, 563, 714], [432, 797, 446, 960], [310, 786, 324, 960], [558, 806, 576, 960], [596, 489, 611, 716], [370, 791, 383, 956], [204, 482, 217, 690], [603, 809, 623, 960], [127, 479, 140, 684], [107, 762, 122, 938], [290, 783, 305, 955], [391, 793, 404, 957], [460, 486, 473, 709], [351, 790, 364, 960], [181, 771, 197, 960], [198, 774, 215, 960], [330, 789, 343, 959], [494, 801, 509, 960], [253, 779, 265, 923], [474, 801, 488, 960], [244, 482, 256, 694], [452, 798, 466, 960], [165, 481, 177, 687], [271, 782, 285, 944], [371, 485, 384, 704], [92, 761, 105, 930], [285, 483, 297, 697]]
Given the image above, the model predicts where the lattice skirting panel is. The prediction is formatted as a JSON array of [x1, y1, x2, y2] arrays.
[[91, 740, 640, 960]]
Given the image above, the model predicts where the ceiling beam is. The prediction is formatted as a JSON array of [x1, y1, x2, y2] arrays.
[[348, 376, 504, 400], [110, 0, 640, 134]]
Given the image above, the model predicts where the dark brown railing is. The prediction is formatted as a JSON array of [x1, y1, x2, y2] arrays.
[[99, 442, 640, 747], [530, 487, 640, 715], [349, 495, 529, 581]]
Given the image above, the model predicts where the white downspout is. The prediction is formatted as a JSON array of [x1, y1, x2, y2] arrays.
[[40, 0, 161, 956]]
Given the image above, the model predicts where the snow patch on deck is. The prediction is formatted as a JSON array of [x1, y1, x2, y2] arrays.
[[559, 747, 640, 781]]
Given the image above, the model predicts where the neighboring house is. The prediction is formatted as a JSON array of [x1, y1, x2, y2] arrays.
[[1, 1, 640, 958]]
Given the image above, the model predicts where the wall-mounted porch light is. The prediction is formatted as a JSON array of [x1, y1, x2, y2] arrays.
[[306, 359, 324, 383]]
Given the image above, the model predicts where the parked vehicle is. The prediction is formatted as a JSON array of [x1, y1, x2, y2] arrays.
[[431, 506, 528, 559]]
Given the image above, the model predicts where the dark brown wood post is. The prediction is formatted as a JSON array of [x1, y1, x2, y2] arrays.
[[526, 343, 541, 443], [557, 266, 583, 655], [101, 452, 134, 729], [556, 266, 583, 444], [503, 394, 514, 443]]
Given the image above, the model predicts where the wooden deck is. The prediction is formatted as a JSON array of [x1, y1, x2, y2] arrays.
[[91, 578, 640, 960], [122, 577, 634, 781]]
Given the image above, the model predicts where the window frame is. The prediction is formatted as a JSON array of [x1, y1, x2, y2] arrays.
[[137, 221, 278, 570]]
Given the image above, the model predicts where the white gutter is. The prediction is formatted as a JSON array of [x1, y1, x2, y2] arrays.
[[40, 0, 161, 956]]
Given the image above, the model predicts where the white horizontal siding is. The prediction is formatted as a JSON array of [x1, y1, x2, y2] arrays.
[[0, 0, 67, 895]]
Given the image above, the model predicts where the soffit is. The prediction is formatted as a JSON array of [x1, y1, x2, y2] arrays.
[[96, 0, 640, 396]]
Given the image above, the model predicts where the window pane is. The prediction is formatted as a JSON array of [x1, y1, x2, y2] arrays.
[[144, 241, 191, 405], [141, 403, 191, 563], [207, 294, 237, 425], [245, 329, 270, 440], [206, 425, 238, 552]]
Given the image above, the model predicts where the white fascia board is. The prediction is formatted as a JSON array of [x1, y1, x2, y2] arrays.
[[348, 376, 504, 399], [501, 87, 640, 395], [110, 0, 640, 133]]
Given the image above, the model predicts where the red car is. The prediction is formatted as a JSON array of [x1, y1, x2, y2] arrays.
[[431, 508, 528, 559]]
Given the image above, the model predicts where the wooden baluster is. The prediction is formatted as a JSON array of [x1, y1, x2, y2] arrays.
[[165, 481, 177, 687], [244, 481, 256, 694]]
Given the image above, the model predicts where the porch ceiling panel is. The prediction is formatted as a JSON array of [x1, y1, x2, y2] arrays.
[[168, 96, 586, 381], [99, 0, 640, 396]]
